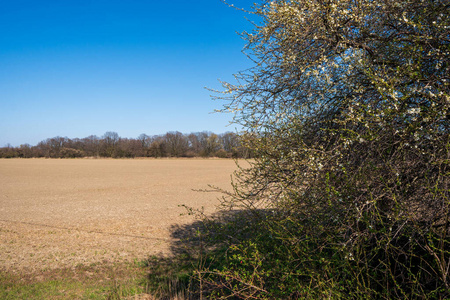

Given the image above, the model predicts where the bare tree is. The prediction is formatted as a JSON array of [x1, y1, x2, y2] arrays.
[[82, 135, 100, 157], [164, 131, 189, 157], [101, 131, 119, 157]]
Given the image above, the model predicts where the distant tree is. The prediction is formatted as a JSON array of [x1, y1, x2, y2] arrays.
[[187, 133, 202, 156], [164, 131, 189, 157], [205, 133, 221, 156], [149, 136, 167, 158], [195, 131, 209, 157], [219, 132, 237, 153], [67, 138, 84, 152], [116, 138, 143, 158], [138, 133, 152, 156], [18, 144, 33, 158], [0, 144, 18, 158], [60, 147, 84, 158], [36, 140, 51, 157], [82, 135, 100, 157], [101, 131, 120, 157], [47, 136, 68, 157]]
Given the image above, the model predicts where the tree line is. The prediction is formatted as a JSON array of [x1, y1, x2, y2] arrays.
[[0, 131, 251, 159]]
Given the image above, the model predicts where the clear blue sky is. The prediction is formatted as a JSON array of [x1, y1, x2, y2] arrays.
[[0, 0, 255, 147]]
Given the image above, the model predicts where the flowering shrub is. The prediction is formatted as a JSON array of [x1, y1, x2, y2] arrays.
[[195, 0, 449, 298]]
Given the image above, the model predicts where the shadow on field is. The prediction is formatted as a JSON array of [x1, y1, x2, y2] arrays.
[[142, 209, 268, 299], [169, 208, 264, 256], [142, 218, 209, 299]]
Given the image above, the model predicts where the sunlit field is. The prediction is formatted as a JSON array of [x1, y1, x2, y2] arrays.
[[0, 158, 239, 273]]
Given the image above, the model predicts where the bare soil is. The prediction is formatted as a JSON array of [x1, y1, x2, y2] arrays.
[[0, 158, 240, 274]]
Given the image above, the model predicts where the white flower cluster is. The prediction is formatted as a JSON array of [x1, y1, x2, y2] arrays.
[[407, 107, 421, 115]]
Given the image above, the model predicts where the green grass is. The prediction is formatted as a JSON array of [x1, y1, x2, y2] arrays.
[[0, 261, 152, 300], [0, 253, 200, 300]]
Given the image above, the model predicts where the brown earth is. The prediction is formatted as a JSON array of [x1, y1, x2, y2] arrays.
[[0, 158, 241, 274]]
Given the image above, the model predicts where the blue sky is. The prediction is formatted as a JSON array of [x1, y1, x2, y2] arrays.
[[0, 0, 255, 146]]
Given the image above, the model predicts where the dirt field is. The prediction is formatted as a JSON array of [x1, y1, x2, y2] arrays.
[[0, 158, 240, 274]]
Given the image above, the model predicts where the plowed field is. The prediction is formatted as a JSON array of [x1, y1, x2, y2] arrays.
[[0, 158, 239, 273]]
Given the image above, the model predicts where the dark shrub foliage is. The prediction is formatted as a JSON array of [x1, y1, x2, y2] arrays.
[[191, 0, 450, 298]]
